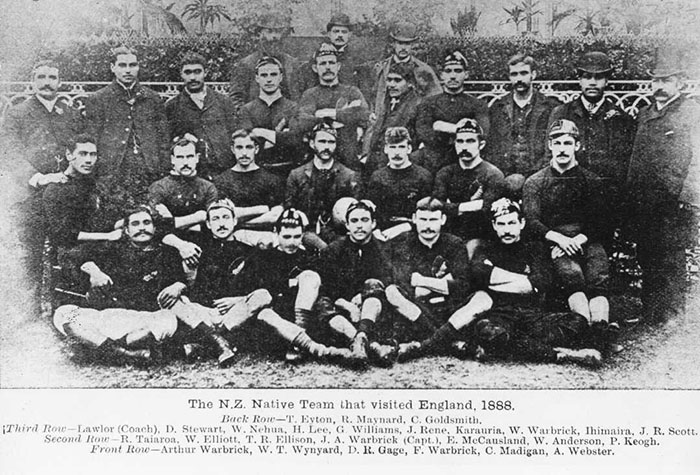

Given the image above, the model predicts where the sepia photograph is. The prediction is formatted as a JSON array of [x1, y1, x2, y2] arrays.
[[0, 0, 699, 389]]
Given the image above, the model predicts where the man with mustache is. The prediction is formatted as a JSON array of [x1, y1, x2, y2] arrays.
[[367, 127, 432, 236], [235, 56, 302, 172], [165, 53, 238, 179], [83, 46, 170, 224], [297, 44, 370, 171], [148, 135, 218, 236], [414, 51, 490, 174], [384, 197, 473, 353], [2, 61, 82, 311], [285, 122, 361, 247], [433, 118, 505, 258], [362, 62, 423, 179], [548, 52, 635, 247], [625, 54, 700, 323], [523, 120, 618, 355], [228, 13, 300, 110], [488, 54, 562, 196]]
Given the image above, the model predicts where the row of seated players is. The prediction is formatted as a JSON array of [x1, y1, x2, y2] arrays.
[[49, 120, 613, 369]]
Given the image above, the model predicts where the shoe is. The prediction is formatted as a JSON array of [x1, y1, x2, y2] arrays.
[[183, 343, 206, 362], [351, 332, 368, 360], [368, 341, 397, 367], [449, 340, 479, 360], [285, 346, 305, 364], [217, 346, 238, 368], [554, 347, 603, 368], [397, 341, 423, 362]]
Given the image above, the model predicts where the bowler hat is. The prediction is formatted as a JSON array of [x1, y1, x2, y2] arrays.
[[256, 13, 291, 30], [577, 52, 612, 74], [327, 13, 352, 31], [647, 53, 685, 78], [390, 22, 419, 42]]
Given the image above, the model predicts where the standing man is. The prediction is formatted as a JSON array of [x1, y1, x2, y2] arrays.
[[165, 52, 238, 179], [548, 51, 635, 243], [414, 51, 490, 174], [625, 55, 700, 323], [235, 56, 302, 171], [368, 127, 432, 236], [285, 123, 361, 246], [362, 62, 423, 178], [359, 22, 440, 120], [488, 54, 561, 193], [433, 118, 504, 257], [83, 46, 170, 218], [523, 120, 617, 352], [297, 44, 370, 170], [295, 13, 362, 94], [228, 12, 299, 110]]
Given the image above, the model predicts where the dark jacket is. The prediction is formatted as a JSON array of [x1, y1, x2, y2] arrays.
[[548, 96, 636, 192], [83, 81, 169, 178], [488, 90, 561, 176], [42, 174, 99, 248], [294, 43, 363, 95], [626, 96, 700, 214], [165, 88, 238, 177], [285, 159, 361, 223]]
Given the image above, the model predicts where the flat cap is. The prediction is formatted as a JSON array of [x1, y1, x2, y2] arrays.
[[548, 119, 580, 138]]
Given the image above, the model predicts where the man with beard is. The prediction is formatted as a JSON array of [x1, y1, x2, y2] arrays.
[[384, 197, 473, 353], [315, 200, 397, 366], [625, 54, 700, 323], [165, 53, 238, 179], [415, 51, 490, 174], [433, 119, 505, 258], [148, 135, 218, 236], [488, 54, 561, 196], [229, 13, 299, 110], [2, 61, 82, 309], [367, 127, 432, 237], [358, 22, 440, 121], [285, 123, 361, 247], [297, 44, 370, 171], [362, 63, 423, 178], [235, 56, 302, 171], [523, 120, 618, 354], [398, 198, 601, 366], [83, 46, 170, 223], [548, 52, 635, 246], [295, 14, 362, 94]]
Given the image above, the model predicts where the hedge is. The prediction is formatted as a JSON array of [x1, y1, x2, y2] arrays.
[[14, 33, 700, 82]]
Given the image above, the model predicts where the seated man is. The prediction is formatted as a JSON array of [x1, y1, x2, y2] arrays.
[[367, 127, 432, 239], [384, 197, 472, 355], [433, 118, 505, 258], [244, 208, 361, 364], [148, 134, 218, 235], [316, 200, 397, 366], [285, 122, 361, 248], [399, 198, 601, 366], [523, 119, 618, 354]]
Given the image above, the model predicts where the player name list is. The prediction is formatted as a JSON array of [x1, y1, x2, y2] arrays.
[[2, 393, 698, 461]]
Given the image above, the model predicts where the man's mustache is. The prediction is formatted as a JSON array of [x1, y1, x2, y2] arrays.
[[134, 231, 153, 237], [514, 81, 527, 88], [653, 89, 669, 98], [458, 150, 473, 158], [557, 153, 569, 158], [217, 226, 230, 232]]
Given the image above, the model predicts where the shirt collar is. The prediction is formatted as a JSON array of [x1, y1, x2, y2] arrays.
[[581, 96, 605, 115], [258, 89, 283, 106], [656, 93, 681, 111], [313, 157, 334, 170], [35, 95, 59, 112], [513, 90, 533, 109]]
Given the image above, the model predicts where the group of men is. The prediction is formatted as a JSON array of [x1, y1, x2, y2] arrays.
[[2, 13, 698, 371]]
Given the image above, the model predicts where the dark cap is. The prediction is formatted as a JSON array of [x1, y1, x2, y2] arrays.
[[647, 53, 685, 78], [455, 118, 483, 137], [384, 126, 412, 144], [577, 51, 612, 74], [387, 62, 415, 83], [390, 22, 419, 42], [256, 13, 291, 30], [310, 121, 338, 138], [327, 13, 352, 31], [313, 42, 338, 60], [443, 50, 468, 69], [490, 197, 521, 220], [548, 119, 580, 139], [255, 55, 283, 72]]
